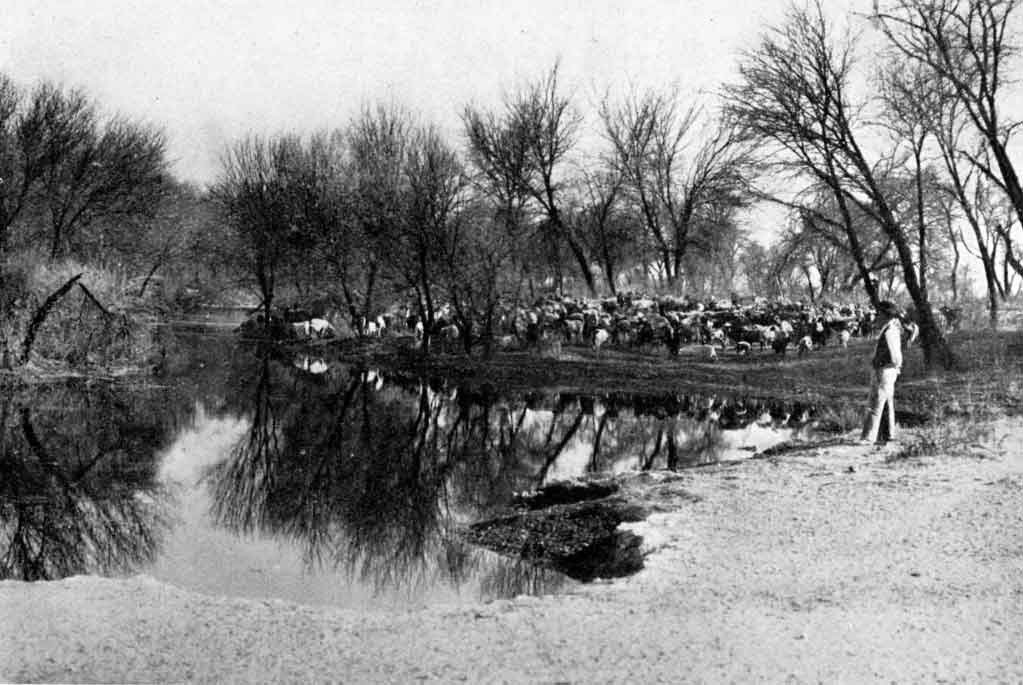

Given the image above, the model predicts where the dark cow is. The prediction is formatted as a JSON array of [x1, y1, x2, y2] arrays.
[[940, 305, 962, 332]]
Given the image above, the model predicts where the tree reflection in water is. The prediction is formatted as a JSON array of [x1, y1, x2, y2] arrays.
[[206, 355, 809, 598], [0, 384, 173, 580], [207, 359, 485, 595]]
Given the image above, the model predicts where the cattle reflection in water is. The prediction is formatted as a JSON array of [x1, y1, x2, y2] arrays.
[[204, 356, 811, 593], [0, 384, 173, 581]]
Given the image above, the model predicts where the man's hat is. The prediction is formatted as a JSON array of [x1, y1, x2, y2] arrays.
[[876, 300, 901, 317]]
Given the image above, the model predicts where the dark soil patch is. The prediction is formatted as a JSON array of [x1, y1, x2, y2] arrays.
[[511, 481, 619, 510], [463, 497, 648, 582]]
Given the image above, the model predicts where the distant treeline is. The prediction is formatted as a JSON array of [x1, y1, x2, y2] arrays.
[[3, 1, 1023, 370]]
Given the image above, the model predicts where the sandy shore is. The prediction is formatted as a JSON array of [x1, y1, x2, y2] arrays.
[[3, 423, 1023, 684]]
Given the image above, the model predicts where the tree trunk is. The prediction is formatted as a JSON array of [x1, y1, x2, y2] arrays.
[[825, 175, 881, 307], [49, 223, 64, 261], [891, 232, 950, 368]]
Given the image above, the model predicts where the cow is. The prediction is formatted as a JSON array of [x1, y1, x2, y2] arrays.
[[796, 335, 813, 356], [593, 328, 611, 357], [309, 318, 335, 338], [810, 318, 829, 348], [439, 323, 460, 347], [292, 318, 334, 339], [728, 324, 767, 351], [294, 356, 329, 374], [771, 335, 790, 355], [940, 305, 962, 332], [903, 320, 920, 347]]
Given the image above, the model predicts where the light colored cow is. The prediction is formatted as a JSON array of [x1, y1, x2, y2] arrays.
[[593, 328, 610, 357], [796, 335, 813, 356], [294, 356, 329, 374]]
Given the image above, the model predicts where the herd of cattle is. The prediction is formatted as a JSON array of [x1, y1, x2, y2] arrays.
[[240, 293, 960, 358], [463, 293, 925, 358]]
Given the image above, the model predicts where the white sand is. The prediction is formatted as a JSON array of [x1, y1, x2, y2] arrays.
[[3, 424, 1023, 684]]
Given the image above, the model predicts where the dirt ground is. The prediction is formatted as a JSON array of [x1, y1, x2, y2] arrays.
[[2, 416, 1021, 684]]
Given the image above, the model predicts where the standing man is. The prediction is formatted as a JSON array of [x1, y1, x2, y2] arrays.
[[860, 301, 903, 445]]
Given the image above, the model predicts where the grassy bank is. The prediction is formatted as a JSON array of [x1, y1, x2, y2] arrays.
[[326, 329, 1023, 420], [1, 256, 161, 376]]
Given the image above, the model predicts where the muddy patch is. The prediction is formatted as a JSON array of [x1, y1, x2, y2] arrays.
[[463, 481, 648, 582], [511, 481, 620, 510]]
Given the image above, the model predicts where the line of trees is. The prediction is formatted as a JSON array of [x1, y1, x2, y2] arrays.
[[725, 0, 1023, 365], [214, 0, 1023, 369], [5, 1, 1023, 370], [0, 76, 173, 263], [211, 69, 758, 353]]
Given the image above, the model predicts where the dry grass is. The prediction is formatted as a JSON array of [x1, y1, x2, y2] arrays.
[[1, 254, 159, 371]]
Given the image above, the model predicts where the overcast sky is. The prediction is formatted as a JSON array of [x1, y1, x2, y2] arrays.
[[1, 0, 873, 189]]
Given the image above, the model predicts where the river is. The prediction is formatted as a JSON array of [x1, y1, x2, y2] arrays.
[[0, 324, 811, 608]]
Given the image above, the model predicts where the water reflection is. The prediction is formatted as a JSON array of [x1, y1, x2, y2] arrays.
[[200, 351, 808, 599], [0, 384, 172, 580], [0, 334, 814, 606]]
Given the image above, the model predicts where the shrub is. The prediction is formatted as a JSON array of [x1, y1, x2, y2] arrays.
[[886, 418, 997, 463], [1, 254, 157, 372]]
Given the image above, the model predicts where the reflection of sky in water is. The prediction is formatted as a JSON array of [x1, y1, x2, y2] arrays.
[[2, 338, 807, 609], [528, 406, 795, 483], [152, 403, 573, 609]]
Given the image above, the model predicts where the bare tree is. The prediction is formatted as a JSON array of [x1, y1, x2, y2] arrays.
[[213, 134, 308, 328], [874, 0, 1023, 249], [104, 180, 219, 298], [566, 167, 638, 294], [463, 64, 596, 294], [37, 112, 168, 259], [397, 124, 466, 352], [0, 78, 95, 260], [438, 202, 520, 357], [345, 104, 414, 334], [923, 77, 1006, 325], [878, 58, 946, 307], [725, 1, 951, 366], [600, 87, 750, 287]]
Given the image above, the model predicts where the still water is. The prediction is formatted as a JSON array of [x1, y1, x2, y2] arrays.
[[0, 329, 811, 608]]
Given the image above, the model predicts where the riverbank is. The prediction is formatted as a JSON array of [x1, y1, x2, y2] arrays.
[[3, 419, 1021, 684]]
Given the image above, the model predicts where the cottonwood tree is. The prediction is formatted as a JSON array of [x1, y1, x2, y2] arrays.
[[35, 109, 169, 259], [463, 64, 597, 294], [460, 96, 537, 300], [737, 241, 778, 296], [396, 124, 466, 352], [291, 128, 376, 333], [878, 58, 945, 308], [726, 1, 951, 366], [873, 0, 1023, 270], [0, 78, 96, 260], [680, 204, 747, 296], [345, 105, 413, 334], [438, 203, 521, 356], [566, 168, 637, 295], [917, 71, 1006, 324], [282, 129, 362, 318], [147, 183, 221, 297], [600, 87, 750, 288], [796, 187, 901, 294], [213, 134, 309, 327]]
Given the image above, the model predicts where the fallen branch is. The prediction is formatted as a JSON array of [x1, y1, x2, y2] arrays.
[[77, 282, 112, 317], [19, 273, 83, 365]]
